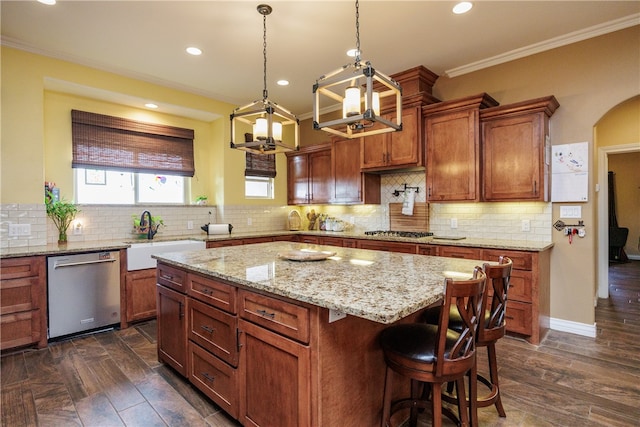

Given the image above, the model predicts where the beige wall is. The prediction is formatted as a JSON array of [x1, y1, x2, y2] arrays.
[[608, 152, 640, 258], [433, 26, 640, 325]]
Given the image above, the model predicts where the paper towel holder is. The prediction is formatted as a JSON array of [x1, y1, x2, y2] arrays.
[[392, 183, 419, 197]]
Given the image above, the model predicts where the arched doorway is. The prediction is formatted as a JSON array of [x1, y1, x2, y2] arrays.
[[595, 96, 640, 298]]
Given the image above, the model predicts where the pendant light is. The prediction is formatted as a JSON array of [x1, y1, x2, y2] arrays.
[[230, 4, 299, 154], [312, 0, 402, 139]]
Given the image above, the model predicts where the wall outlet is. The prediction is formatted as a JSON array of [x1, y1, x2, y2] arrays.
[[247, 218, 252, 226], [9, 224, 31, 237], [450, 218, 458, 229], [521, 219, 531, 232], [187, 220, 193, 230]]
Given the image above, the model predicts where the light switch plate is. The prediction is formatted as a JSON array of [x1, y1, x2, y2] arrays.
[[560, 206, 582, 218]]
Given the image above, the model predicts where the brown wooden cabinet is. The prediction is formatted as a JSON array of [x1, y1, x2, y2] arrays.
[[156, 283, 188, 376], [331, 137, 380, 204], [361, 106, 423, 171], [286, 144, 332, 205], [124, 268, 157, 324], [0, 256, 47, 350], [357, 239, 418, 254], [480, 96, 559, 201], [424, 94, 498, 202]]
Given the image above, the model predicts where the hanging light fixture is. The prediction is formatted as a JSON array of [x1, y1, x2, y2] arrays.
[[230, 4, 299, 154], [312, 0, 402, 139]]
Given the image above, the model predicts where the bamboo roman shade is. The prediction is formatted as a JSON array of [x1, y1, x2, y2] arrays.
[[71, 110, 195, 176], [244, 133, 276, 178]]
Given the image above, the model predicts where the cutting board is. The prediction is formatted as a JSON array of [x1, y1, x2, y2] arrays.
[[389, 203, 429, 231]]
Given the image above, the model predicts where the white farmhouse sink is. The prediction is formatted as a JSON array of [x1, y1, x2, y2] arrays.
[[127, 239, 206, 271]]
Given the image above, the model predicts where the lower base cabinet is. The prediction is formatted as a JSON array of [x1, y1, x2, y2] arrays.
[[124, 268, 157, 325], [156, 284, 187, 376]]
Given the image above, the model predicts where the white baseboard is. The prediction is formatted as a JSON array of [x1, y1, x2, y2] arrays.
[[627, 254, 640, 261], [550, 317, 596, 338]]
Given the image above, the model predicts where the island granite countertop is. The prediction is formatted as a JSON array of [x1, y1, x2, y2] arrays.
[[152, 241, 485, 324]]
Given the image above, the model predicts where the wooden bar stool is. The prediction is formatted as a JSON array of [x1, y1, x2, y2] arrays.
[[379, 266, 487, 427], [423, 256, 513, 417]]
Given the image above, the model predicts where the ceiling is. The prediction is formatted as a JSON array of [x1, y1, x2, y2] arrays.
[[2, 1, 639, 119]]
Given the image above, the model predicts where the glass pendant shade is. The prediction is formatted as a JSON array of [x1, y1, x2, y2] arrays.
[[343, 86, 362, 117]]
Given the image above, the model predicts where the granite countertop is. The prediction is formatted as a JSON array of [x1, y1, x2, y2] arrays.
[[153, 241, 484, 324], [0, 230, 553, 259]]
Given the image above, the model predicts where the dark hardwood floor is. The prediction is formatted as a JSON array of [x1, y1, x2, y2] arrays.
[[2, 261, 639, 426]]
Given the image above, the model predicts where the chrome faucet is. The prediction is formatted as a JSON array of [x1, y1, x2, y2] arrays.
[[140, 210, 158, 240]]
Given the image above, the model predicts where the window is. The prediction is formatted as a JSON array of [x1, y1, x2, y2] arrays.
[[76, 168, 185, 204], [245, 176, 273, 199]]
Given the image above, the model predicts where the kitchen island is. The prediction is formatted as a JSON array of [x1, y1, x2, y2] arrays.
[[153, 241, 483, 427]]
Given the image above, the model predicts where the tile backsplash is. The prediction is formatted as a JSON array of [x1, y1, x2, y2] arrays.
[[1, 171, 551, 248]]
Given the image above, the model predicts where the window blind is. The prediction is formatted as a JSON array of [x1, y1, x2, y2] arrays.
[[71, 110, 195, 177], [244, 133, 276, 178]]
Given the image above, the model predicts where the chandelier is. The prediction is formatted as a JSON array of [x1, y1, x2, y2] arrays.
[[312, 0, 402, 139], [230, 4, 299, 154]]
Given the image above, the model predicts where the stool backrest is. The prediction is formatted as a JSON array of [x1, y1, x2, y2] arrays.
[[436, 266, 486, 377], [479, 256, 513, 343]]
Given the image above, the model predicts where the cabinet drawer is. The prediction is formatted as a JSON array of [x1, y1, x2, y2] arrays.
[[358, 240, 418, 254], [0, 256, 44, 280], [508, 269, 533, 303], [0, 276, 42, 315], [189, 298, 238, 367], [189, 341, 238, 419], [298, 235, 320, 244], [438, 246, 481, 260], [157, 263, 187, 293], [239, 290, 310, 344], [482, 249, 533, 271], [417, 245, 438, 256], [0, 310, 42, 350], [504, 300, 532, 336], [319, 237, 344, 247], [188, 273, 237, 314]]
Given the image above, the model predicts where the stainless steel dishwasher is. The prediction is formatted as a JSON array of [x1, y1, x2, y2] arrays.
[[47, 251, 121, 339]]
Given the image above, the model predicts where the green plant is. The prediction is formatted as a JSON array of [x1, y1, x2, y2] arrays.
[[45, 193, 80, 243], [132, 214, 164, 234], [195, 195, 208, 205]]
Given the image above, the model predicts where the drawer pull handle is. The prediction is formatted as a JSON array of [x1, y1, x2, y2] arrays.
[[256, 309, 275, 319], [202, 372, 215, 382], [506, 315, 514, 320], [200, 325, 215, 334], [161, 274, 174, 280], [200, 288, 212, 295]]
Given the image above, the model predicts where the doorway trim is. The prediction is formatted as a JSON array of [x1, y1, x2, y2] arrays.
[[597, 142, 640, 298]]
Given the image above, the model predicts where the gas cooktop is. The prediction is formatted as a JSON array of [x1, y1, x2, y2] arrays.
[[364, 230, 434, 238]]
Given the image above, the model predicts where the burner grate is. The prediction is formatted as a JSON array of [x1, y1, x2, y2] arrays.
[[364, 230, 433, 238]]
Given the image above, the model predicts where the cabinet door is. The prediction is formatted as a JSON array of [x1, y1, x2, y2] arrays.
[[287, 153, 310, 204], [125, 269, 157, 323], [360, 123, 388, 169], [483, 113, 547, 201], [332, 137, 362, 203], [388, 106, 421, 167], [309, 149, 332, 204], [157, 284, 188, 376], [426, 109, 479, 201], [238, 318, 311, 427]]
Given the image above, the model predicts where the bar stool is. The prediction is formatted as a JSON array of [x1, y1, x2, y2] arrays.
[[422, 256, 513, 417], [379, 266, 486, 427]]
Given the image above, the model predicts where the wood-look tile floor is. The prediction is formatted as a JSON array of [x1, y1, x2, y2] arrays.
[[2, 261, 639, 426]]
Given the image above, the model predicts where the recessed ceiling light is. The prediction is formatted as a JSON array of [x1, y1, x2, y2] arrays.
[[145, 103, 158, 109], [346, 48, 360, 58], [186, 47, 202, 56], [276, 80, 289, 86], [453, 2, 473, 14], [38, 0, 56, 4]]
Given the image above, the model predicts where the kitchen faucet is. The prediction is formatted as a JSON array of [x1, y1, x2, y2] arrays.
[[140, 210, 158, 240]]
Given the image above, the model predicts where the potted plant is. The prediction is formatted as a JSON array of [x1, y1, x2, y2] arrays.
[[195, 195, 208, 205], [45, 194, 80, 244]]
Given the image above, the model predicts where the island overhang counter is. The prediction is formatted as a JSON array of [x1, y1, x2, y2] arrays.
[[153, 241, 484, 427]]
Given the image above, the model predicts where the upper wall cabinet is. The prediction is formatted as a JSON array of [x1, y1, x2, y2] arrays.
[[424, 94, 499, 202], [480, 96, 560, 201], [361, 66, 440, 173], [331, 137, 380, 204], [286, 143, 332, 205]]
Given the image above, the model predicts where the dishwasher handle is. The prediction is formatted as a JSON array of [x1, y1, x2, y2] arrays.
[[54, 258, 118, 269]]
